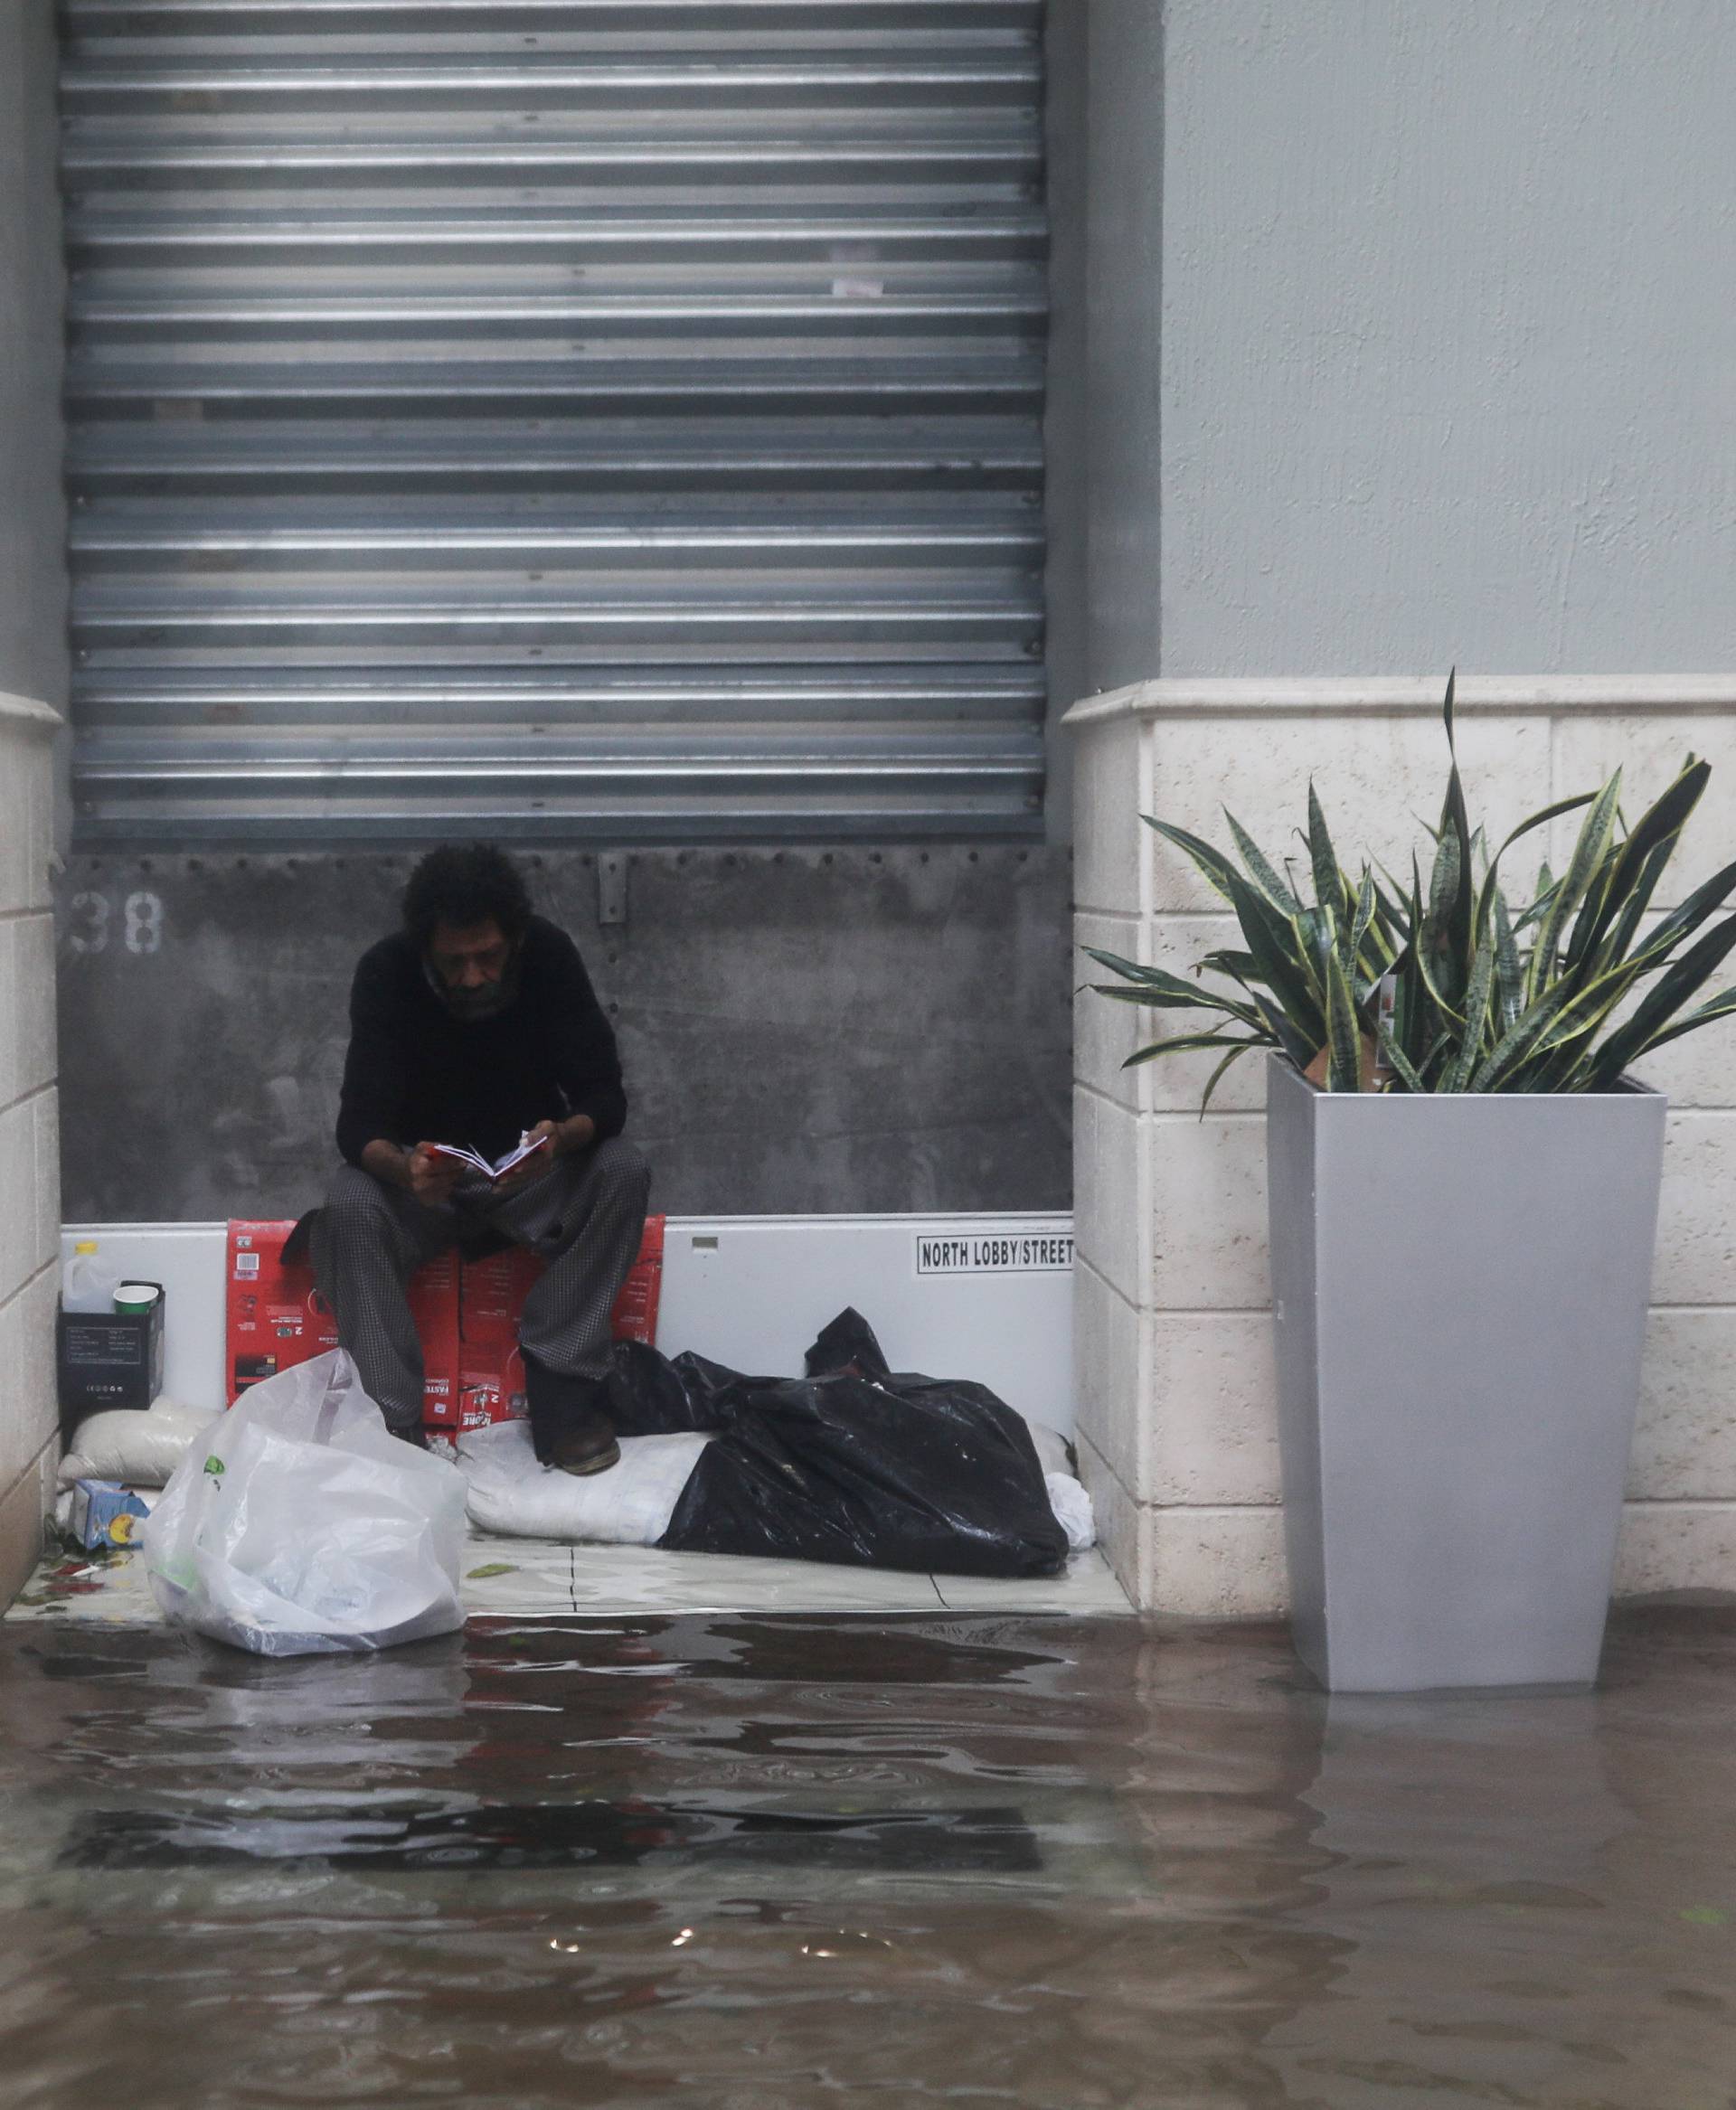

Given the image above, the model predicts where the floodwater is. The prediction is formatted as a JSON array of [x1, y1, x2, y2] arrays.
[[2, 1606, 1736, 2109]]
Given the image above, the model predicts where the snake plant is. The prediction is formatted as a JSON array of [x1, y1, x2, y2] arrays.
[[1087, 674, 1736, 1102]]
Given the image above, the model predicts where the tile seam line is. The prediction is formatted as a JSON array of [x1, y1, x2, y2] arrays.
[[0, 1258, 58, 1313], [1074, 1245, 1141, 1318]]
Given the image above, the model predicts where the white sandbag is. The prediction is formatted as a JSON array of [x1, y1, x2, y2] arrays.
[[60, 1397, 219, 1489], [1043, 1472, 1096, 1554], [459, 1418, 712, 1546], [143, 1350, 467, 1656]]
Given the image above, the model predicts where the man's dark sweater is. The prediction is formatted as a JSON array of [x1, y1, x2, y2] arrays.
[[335, 916, 627, 1169]]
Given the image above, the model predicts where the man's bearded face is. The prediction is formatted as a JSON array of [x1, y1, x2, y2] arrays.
[[427, 918, 519, 1021]]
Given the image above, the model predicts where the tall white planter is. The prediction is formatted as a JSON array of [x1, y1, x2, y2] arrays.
[[1267, 1056, 1666, 1692]]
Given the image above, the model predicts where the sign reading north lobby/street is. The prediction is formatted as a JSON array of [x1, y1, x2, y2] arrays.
[[914, 1228, 1075, 1276]]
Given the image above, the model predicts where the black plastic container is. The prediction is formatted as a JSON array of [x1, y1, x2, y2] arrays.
[[57, 1284, 165, 1418]]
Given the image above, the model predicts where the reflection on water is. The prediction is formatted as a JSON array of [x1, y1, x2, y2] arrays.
[[2, 1607, 1735, 2105]]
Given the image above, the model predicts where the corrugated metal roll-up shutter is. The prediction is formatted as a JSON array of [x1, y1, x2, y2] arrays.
[[59, 0, 1048, 844]]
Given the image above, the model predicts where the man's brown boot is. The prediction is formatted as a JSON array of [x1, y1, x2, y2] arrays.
[[524, 1355, 621, 1476], [549, 1412, 621, 1477]]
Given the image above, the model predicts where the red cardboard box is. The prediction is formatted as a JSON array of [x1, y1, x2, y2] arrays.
[[457, 1339, 529, 1431], [457, 1215, 664, 1352], [226, 1221, 338, 1399], [459, 1245, 546, 1347], [610, 1215, 665, 1347], [226, 1211, 664, 1436], [225, 1220, 459, 1420]]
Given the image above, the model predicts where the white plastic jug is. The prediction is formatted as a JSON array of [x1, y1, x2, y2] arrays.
[[62, 1239, 118, 1314]]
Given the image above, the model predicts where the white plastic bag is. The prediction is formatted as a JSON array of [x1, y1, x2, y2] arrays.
[[142, 1350, 467, 1656], [458, 1418, 711, 1546]]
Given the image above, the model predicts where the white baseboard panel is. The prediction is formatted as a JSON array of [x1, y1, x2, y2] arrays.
[[61, 1213, 1077, 1435]]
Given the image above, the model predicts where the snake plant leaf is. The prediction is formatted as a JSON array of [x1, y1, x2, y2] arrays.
[[1297, 904, 1335, 1000], [1470, 975, 1600, 1092], [1374, 1021, 1426, 1094], [1438, 669, 1476, 973], [1350, 868, 1378, 965], [1250, 993, 1317, 1072], [1628, 855, 1736, 970], [1143, 815, 1241, 902], [1424, 816, 1464, 1001], [1628, 984, 1736, 1059], [1080, 949, 1220, 1003], [1442, 931, 1498, 1090], [1325, 946, 1362, 1091], [1526, 768, 1623, 999], [1473, 791, 1598, 941], [1567, 760, 1710, 973], [1223, 808, 1304, 916], [1601, 835, 1684, 978], [1412, 911, 1467, 1029], [1198, 1040, 1257, 1116], [1373, 865, 1412, 928], [1493, 887, 1524, 1030], [1089, 984, 1212, 1009], [1090, 982, 1267, 1031], [1585, 911, 1736, 1087], [1306, 782, 1342, 919], [1121, 1030, 1259, 1069], [1222, 865, 1326, 1044], [1198, 948, 1264, 981]]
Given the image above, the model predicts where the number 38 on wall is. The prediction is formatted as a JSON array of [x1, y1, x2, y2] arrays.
[[66, 891, 165, 956]]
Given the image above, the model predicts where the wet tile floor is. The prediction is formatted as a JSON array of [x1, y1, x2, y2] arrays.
[[6, 1533, 1134, 1625], [4, 1601, 1736, 2108]]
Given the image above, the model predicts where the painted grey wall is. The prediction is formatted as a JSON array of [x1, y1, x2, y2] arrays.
[[1060, 1, 1736, 697], [1080, 0, 1165, 697], [1043, 0, 1167, 707], [1157, 0, 1736, 678], [56, 848, 1073, 1223], [0, 0, 70, 717]]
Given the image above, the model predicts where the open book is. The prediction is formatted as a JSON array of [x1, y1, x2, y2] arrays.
[[425, 1131, 552, 1183]]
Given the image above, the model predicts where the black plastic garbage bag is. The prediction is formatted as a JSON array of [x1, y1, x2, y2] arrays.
[[606, 1340, 764, 1436], [649, 1308, 1069, 1579]]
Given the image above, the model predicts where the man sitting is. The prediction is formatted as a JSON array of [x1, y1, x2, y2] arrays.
[[311, 843, 648, 1474]]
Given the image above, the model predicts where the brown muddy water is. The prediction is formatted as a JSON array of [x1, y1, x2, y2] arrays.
[[2, 1606, 1736, 2108]]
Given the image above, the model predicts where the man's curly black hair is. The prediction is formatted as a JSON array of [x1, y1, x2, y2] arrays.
[[401, 843, 533, 950]]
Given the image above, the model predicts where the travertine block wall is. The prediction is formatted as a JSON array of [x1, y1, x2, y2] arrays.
[[1067, 676, 1736, 1615], [0, 696, 61, 1607]]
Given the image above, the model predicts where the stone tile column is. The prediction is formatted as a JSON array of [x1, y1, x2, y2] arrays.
[[0, 693, 61, 1607], [1066, 676, 1736, 1615]]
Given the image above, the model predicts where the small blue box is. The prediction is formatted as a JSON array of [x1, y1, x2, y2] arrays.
[[68, 1480, 150, 1551]]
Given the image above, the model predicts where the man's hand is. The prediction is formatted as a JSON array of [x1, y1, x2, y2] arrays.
[[407, 1142, 464, 1207], [490, 1118, 562, 1190], [491, 1114, 598, 1190]]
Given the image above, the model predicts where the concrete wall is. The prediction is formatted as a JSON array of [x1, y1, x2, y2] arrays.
[[56, 846, 1073, 1224], [1071, 678, 1736, 1614], [0, 4, 70, 1606]]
